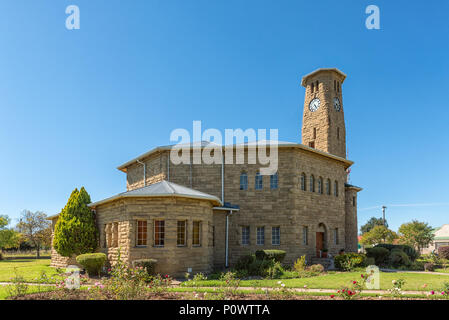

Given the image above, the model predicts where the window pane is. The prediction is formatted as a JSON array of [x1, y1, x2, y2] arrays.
[[272, 227, 280, 245], [137, 220, 147, 246], [154, 220, 165, 246], [242, 226, 250, 245], [193, 221, 201, 246], [255, 173, 263, 190], [303, 226, 308, 245], [256, 227, 265, 245], [270, 173, 278, 190], [240, 173, 248, 190], [177, 221, 186, 246]]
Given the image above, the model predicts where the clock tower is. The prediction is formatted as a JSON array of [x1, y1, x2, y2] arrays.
[[301, 68, 347, 158]]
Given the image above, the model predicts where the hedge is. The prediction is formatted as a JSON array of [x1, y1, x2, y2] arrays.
[[334, 253, 366, 271], [374, 244, 418, 261], [255, 250, 286, 262], [366, 247, 390, 265], [76, 253, 107, 276]]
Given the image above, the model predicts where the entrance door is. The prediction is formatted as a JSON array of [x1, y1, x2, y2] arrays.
[[316, 232, 324, 257]]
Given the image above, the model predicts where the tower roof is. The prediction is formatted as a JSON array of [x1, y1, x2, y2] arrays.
[[301, 68, 347, 87]]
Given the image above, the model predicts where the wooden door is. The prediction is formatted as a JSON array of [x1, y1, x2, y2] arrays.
[[316, 232, 324, 257]]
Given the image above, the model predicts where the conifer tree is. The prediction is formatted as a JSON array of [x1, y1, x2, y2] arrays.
[[53, 187, 98, 257]]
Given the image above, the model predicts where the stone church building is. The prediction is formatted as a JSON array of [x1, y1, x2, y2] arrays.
[[49, 68, 362, 276]]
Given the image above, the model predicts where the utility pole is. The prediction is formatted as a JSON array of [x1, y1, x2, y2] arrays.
[[382, 206, 387, 226]]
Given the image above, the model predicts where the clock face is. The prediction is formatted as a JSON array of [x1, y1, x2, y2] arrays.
[[309, 98, 320, 112], [333, 97, 341, 112]]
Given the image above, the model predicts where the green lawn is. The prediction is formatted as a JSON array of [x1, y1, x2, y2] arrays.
[[0, 259, 62, 283], [0, 285, 55, 300], [435, 268, 449, 274], [183, 271, 449, 291]]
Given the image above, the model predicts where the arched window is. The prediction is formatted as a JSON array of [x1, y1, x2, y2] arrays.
[[255, 172, 263, 190], [337, 82, 340, 92], [300, 173, 306, 191], [310, 175, 315, 192], [240, 172, 248, 190], [334, 180, 339, 197], [318, 177, 323, 194], [270, 173, 278, 190], [311, 83, 314, 93], [326, 179, 331, 195], [316, 81, 319, 92]]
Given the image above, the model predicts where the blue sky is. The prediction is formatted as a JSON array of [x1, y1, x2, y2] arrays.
[[0, 1, 448, 232]]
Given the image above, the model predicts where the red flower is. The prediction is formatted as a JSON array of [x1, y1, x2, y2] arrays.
[[361, 274, 364, 278], [330, 295, 335, 298], [353, 281, 357, 284], [337, 290, 340, 293]]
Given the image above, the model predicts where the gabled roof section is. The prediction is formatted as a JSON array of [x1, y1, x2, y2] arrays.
[[301, 68, 347, 87], [88, 180, 222, 208], [117, 140, 354, 172]]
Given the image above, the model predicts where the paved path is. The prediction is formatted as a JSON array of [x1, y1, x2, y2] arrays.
[[380, 269, 449, 276]]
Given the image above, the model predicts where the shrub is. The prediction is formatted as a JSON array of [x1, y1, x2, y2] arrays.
[[0, 252, 3, 260], [334, 253, 366, 271], [266, 261, 285, 279], [366, 247, 390, 265], [424, 262, 435, 271], [293, 255, 307, 272], [255, 250, 286, 262], [132, 259, 157, 276], [374, 244, 418, 261], [365, 257, 375, 266], [235, 254, 256, 270], [388, 249, 411, 268], [308, 264, 325, 274], [409, 260, 425, 271], [76, 253, 107, 276], [438, 246, 449, 260]]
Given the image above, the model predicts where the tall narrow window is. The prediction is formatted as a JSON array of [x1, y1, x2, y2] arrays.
[[326, 179, 331, 195], [353, 196, 356, 207], [240, 172, 248, 190], [300, 173, 306, 191], [334, 228, 339, 245], [256, 227, 265, 245], [270, 173, 278, 190], [106, 224, 112, 247], [313, 128, 317, 139], [177, 220, 187, 246], [137, 220, 147, 246], [242, 226, 250, 245], [310, 175, 315, 192], [255, 172, 263, 190], [272, 227, 280, 245], [212, 226, 215, 247], [103, 224, 107, 248], [303, 226, 309, 245], [334, 181, 339, 197], [316, 81, 319, 92], [154, 220, 165, 246], [318, 177, 323, 194], [113, 222, 119, 247], [193, 221, 201, 246], [337, 127, 340, 140], [311, 83, 314, 93], [334, 80, 337, 91], [337, 82, 340, 92]]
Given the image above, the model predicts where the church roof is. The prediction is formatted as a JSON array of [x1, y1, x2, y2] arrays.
[[301, 68, 347, 86], [117, 140, 354, 172], [88, 180, 222, 208]]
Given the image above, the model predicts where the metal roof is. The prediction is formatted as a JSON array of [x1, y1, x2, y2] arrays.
[[88, 180, 222, 208], [117, 140, 354, 172]]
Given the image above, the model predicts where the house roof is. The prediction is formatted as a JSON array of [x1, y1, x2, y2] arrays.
[[345, 183, 363, 192], [117, 140, 354, 172], [88, 180, 222, 208]]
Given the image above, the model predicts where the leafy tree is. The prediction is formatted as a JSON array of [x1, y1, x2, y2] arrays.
[[16, 210, 50, 258], [359, 225, 398, 246], [398, 220, 434, 252], [360, 217, 388, 235], [53, 187, 98, 257], [0, 215, 21, 256]]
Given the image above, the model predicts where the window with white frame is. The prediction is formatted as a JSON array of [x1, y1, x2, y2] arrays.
[[272, 227, 280, 245], [334, 228, 339, 245], [240, 172, 248, 190], [256, 227, 265, 245], [255, 172, 263, 190], [270, 173, 278, 190], [242, 226, 250, 245], [303, 226, 308, 245]]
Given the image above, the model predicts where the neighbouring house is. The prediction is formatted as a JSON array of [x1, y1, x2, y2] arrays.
[[421, 224, 449, 254], [48, 68, 362, 276]]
